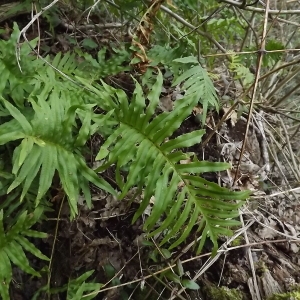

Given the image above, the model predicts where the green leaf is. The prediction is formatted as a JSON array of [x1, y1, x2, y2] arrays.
[[161, 248, 172, 259], [78, 157, 116, 197], [82, 38, 98, 50], [0, 251, 12, 283], [172, 58, 219, 125], [57, 149, 79, 217], [75, 110, 92, 147], [5, 210, 27, 241], [96, 147, 109, 160], [143, 71, 163, 128], [0, 131, 25, 145], [181, 279, 200, 290], [173, 56, 199, 64], [20, 148, 43, 201], [0, 211, 7, 248], [66, 270, 102, 300], [22, 229, 48, 239], [18, 137, 34, 167], [168, 208, 199, 249], [8, 145, 42, 193], [177, 260, 184, 277], [62, 105, 85, 137], [37, 146, 57, 202], [161, 130, 205, 153], [1, 98, 32, 134], [4, 241, 40, 277], [0, 279, 10, 300], [176, 161, 231, 173], [165, 271, 181, 284], [0, 208, 48, 299], [15, 236, 49, 261]]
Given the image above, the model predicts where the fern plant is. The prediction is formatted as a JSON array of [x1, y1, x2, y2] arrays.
[[64, 270, 102, 300], [228, 52, 254, 88], [33, 270, 102, 300], [75, 46, 131, 79], [1, 97, 115, 216], [229, 52, 254, 88], [0, 23, 119, 217], [0, 207, 49, 300], [146, 52, 220, 126], [171, 56, 220, 126], [78, 71, 250, 254], [0, 23, 123, 298], [0, 21, 250, 298]]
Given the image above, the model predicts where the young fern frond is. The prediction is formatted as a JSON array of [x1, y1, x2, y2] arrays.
[[0, 207, 49, 300], [79, 72, 250, 254], [172, 56, 219, 125]]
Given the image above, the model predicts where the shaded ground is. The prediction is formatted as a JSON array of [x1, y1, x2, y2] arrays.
[[2, 4, 300, 300]]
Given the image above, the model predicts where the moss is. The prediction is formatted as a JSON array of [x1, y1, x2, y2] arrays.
[[267, 290, 300, 300], [204, 285, 244, 300], [231, 236, 243, 247], [256, 260, 268, 274]]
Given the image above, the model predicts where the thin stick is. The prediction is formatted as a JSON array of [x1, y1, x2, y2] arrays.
[[16, 0, 59, 70]]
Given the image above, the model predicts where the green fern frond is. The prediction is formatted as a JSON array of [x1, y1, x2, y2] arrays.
[[172, 56, 219, 125], [0, 24, 119, 217], [33, 270, 102, 300], [76, 47, 131, 80], [229, 52, 254, 87], [0, 207, 49, 300], [66, 270, 102, 300], [0, 23, 39, 107], [79, 72, 250, 254], [0, 90, 115, 217], [43, 46, 130, 83]]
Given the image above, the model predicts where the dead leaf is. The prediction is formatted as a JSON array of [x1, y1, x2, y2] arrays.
[[223, 106, 238, 126]]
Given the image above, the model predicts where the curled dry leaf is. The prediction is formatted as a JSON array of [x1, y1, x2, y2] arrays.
[[222, 106, 238, 127], [257, 217, 279, 239]]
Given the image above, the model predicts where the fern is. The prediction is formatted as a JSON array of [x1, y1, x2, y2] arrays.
[[172, 56, 219, 125], [0, 22, 118, 299], [75, 47, 131, 80], [0, 23, 39, 107], [65, 270, 102, 300], [0, 23, 118, 217], [0, 93, 115, 217], [0, 207, 49, 300], [78, 72, 250, 254], [33, 270, 102, 300], [229, 52, 254, 87], [207, 16, 246, 43]]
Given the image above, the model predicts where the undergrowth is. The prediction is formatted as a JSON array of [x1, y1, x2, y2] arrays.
[[0, 22, 250, 299]]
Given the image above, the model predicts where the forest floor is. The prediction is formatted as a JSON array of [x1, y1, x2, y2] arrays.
[[2, 5, 300, 300]]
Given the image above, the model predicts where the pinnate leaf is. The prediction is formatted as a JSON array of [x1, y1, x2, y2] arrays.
[[0, 208, 49, 299], [90, 72, 250, 255]]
